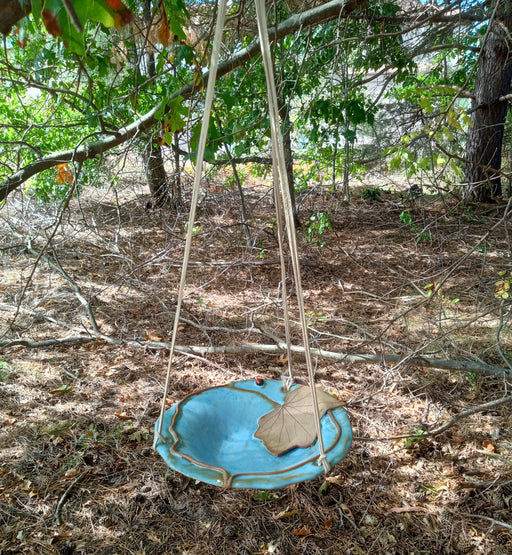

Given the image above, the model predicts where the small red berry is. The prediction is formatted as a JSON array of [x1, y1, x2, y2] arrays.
[[255, 378, 264, 386]]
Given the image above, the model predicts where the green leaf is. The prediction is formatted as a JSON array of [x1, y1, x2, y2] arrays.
[[175, 44, 194, 65], [389, 154, 402, 170], [219, 92, 237, 109], [345, 99, 367, 125], [450, 159, 463, 176], [318, 480, 330, 495], [344, 129, 356, 143], [154, 104, 166, 122], [74, 0, 116, 29], [419, 96, 433, 114], [165, 95, 188, 133], [441, 125, 455, 141], [32, 0, 43, 22], [52, 2, 85, 55], [50, 384, 74, 395], [128, 428, 149, 442]]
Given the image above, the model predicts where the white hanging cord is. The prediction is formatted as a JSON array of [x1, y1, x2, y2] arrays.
[[154, 0, 228, 448], [272, 154, 294, 391], [254, 0, 330, 472]]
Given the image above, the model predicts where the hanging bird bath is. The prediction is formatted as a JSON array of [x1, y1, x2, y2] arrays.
[[153, 0, 353, 489], [154, 379, 352, 489]]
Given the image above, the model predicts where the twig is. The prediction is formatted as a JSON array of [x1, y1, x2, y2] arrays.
[[475, 450, 512, 466], [496, 302, 512, 372], [0, 336, 94, 349], [464, 513, 512, 532], [0, 302, 76, 331], [25, 245, 101, 335], [55, 469, 89, 526], [10, 177, 78, 330], [425, 396, 512, 437], [356, 395, 512, 442]]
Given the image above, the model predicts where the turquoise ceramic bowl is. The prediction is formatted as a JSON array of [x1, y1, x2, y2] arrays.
[[154, 379, 352, 489]]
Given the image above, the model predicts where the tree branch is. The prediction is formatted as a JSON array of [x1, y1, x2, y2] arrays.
[[1, 335, 510, 378], [357, 395, 512, 441], [0, 0, 493, 201]]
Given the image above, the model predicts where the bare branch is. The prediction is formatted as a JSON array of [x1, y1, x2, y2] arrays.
[[1, 336, 509, 378], [357, 395, 512, 442]]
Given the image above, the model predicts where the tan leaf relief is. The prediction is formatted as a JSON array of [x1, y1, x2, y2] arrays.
[[254, 386, 343, 456]]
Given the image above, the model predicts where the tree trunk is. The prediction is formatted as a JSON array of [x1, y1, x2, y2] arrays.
[[277, 94, 299, 227], [142, 0, 170, 208], [170, 131, 183, 207], [464, 2, 512, 203], [144, 141, 170, 207]]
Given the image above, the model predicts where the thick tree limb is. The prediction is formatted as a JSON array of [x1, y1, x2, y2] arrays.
[[0, 0, 494, 202], [1, 335, 510, 378], [0, 0, 366, 201], [0, 0, 491, 39]]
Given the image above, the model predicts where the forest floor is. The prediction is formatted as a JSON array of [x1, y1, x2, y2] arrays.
[[1, 166, 512, 554]]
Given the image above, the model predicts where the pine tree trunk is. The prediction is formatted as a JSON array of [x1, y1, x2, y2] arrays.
[[464, 2, 512, 203], [277, 94, 299, 227], [144, 141, 170, 208], [142, 0, 170, 208], [171, 131, 183, 208]]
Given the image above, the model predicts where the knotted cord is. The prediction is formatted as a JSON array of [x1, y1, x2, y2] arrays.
[[154, 0, 330, 474], [254, 0, 329, 472], [154, 0, 228, 447]]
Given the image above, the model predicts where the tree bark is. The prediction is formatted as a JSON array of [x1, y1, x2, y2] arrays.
[[141, 0, 170, 208], [171, 131, 183, 207], [464, 1, 512, 203], [144, 141, 170, 207], [277, 94, 299, 227]]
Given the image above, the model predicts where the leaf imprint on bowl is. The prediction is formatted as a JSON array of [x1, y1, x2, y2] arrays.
[[254, 386, 343, 455]]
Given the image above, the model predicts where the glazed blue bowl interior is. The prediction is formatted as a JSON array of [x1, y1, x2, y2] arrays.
[[154, 379, 352, 489]]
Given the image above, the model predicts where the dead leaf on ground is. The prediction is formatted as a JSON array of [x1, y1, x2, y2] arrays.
[[292, 525, 312, 537], [115, 410, 130, 420], [482, 439, 495, 452], [339, 503, 355, 521], [146, 332, 164, 342], [274, 508, 298, 520], [326, 474, 345, 486], [2, 416, 16, 426], [254, 386, 343, 455]]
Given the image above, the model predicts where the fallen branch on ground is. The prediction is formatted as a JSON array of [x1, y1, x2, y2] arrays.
[[356, 395, 512, 442], [464, 513, 512, 532], [1, 334, 510, 378], [55, 469, 90, 526]]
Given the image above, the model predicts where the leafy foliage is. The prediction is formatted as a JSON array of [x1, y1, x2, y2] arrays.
[[0, 0, 506, 206]]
